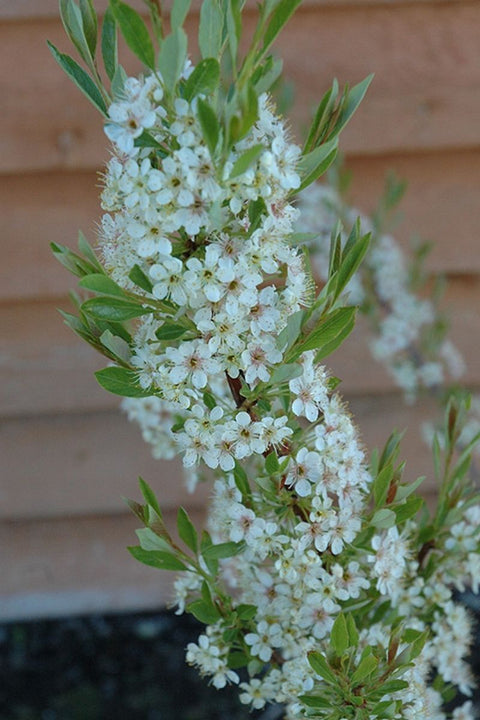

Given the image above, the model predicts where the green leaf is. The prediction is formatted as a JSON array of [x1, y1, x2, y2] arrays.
[[82, 296, 152, 321], [373, 463, 394, 508], [307, 651, 337, 685], [128, 264, 153, 293], [177, 507, 198, 553], [155, 323, 188, 340], [95, 366, 152, 397], [197, 98, 219, 157], [261, 0, 302, 57], [183, 57, 220, 101], [330, 612, 349, 656], [158, 28, 188, 93], [253, 55, 283, 95], [101, 7, 118, 81], [47, 42, 107, 116], [78, 231, 102, 270], [394, 496, 424, 524], [336, 229, 370, 298], [247, 197, 267, 232], [226, 0, 242, 69], [79, 273, 126, 296], [298, 138, 338, 192], [314, 310, 356, 362], [111, 63, 127, 98], [269, 363, 302, 385], [299, 696, 332, 710], [171, 0, 192, 29], [229, 144, 264, 178], [80, 0, 98, 56], [292, 307, 356, 358], [198, 0, 224, 59], [276, 310, 305, 352], [109, 0, 155, 69], [265, 451, 279, 475], [371, 508, 396, 529], [138, 477, 163, 518], [59, 0, 93, 65], [100, 329, 131, 363], [303, 80, 339, 153], [235, 603, 257, 620], [202, 541, 245, 560], [51, 241, 98, 278], [227, 651, 249, 669], [128, 546, 188, 571], [394, 475, 425, 502], [136, 527, 171, 552], [233, 462, 251, 498], [351, 653, 378, 686], [333, 74, 373, 139], [187, 599, 221, 624], [346, 613, 359, 647]]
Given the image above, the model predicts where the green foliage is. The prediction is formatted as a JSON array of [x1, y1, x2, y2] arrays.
[[109, 0, 155, 69], [47, 42, 107, 115]]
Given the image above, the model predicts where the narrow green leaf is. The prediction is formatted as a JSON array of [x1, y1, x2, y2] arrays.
[[177, 507, 198, 553], [303, 80, 339, 153], [112, 64, 127, 98], [394, 475, 425, 502], [332, 74, 373, 139], [298, 138, 338, 192], [276, 310, 305, 352], [138, 477, 163, 518], [187, 599, 221, 624], [82, 296, 152, 321], [227, 651, 249, 669], [265, 451, 279, 475], [155, 323, 188, 340], [197, 98, 219, 157], [158, 28, 188, 93], [346, 614, 359, 647], [261, 0, 302, 57], [202, 541, 245, 560], [226, 0, 242, 69], [198, 0, 224, 59], [269, 363, 302, 385], [47, 42, 107, 116], [183, 57, 220, 101], [235, 603, 257, 620], [336, 230, 370, 298], [371, 508, 396, 529], [78, 231, 102, 270], [136, 527, 171, 552], [171, 0, 192, 29], [59, 0, 93, 65], [128, 546, 188, 571], [109, 0, 155, 69], [79, 273, 126, 296], [314, 311, 356, 362], [373, 463, 394, 508], [307, 651, 337, 685], [394, 496, 424, 524], [299, 696, 332, 710], [101, 6, 118, 81], [233, 462, 251, 498], [292, 307, 356, 357], [330, 612, 349, 656], [128, 264, 153, 293], [95, 366, 152, 397], [99, 329, 131, 363], [80, 0, 98, 56], [253, 55, 283, 95], [351, 653, 378, 686], [229, 144, 264, 178]]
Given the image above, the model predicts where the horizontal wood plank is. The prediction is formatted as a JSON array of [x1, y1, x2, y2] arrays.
[[0, 509, 204, 620], [1, 151, 480, 305], [0, 409, 210, 520], [1, 274, 480, 419], [0, 0, 464, 21], [0, 390, 459, 521], [2, 4, 480, 174]]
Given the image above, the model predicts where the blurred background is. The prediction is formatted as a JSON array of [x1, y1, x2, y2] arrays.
[[1, 0, 479, 651]]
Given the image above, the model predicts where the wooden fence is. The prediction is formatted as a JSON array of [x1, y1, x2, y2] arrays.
[[1, 0, 479, 619]]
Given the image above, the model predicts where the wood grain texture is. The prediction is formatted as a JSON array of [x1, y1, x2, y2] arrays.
[[2, 4, 480, 173], [1, 274, 479, 419], [0, 0, 464, 21], [0, 509, 204, 620], [0, 409, 210, 520]]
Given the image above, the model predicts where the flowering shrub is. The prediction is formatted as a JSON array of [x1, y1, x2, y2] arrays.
[[51, 1, 480, 718]]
